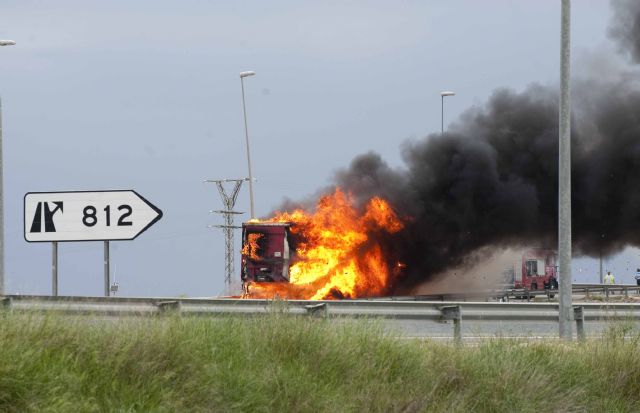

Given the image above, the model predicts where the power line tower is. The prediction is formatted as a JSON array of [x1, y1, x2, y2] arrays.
[[205, 178, 246, 287]]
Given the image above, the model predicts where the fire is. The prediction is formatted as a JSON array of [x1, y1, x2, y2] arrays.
[[246, 188, 405, 300], [241, 233, 263, 260]]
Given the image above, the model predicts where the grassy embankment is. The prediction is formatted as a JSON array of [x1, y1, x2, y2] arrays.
[[1, 309, 639, 412]]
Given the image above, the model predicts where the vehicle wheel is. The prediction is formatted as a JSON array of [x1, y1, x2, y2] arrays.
[[531, 283, 538, 291]]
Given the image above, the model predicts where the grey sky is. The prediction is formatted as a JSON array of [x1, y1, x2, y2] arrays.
[[1, 1, 630, 297]]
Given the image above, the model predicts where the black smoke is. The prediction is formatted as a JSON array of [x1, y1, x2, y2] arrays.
[[279, 1, 640, 291], [335, 76, 640, 290], [335, 87, 564, 289], [610, 0, 640, 63]]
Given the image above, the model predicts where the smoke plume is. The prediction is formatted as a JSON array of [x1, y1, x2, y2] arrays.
[[610, 0, 640, 63], [278, 1, 640, 292]]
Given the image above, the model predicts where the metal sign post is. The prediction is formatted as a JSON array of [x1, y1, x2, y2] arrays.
[[52, 242, 58, 296], [104, 241, 109, 297]]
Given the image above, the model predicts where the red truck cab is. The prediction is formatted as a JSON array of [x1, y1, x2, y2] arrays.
[[241, 222, 294, 283], [513, 249, 558, 290]]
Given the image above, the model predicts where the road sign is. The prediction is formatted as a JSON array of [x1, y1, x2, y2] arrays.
[[24, 190, 163, 242]]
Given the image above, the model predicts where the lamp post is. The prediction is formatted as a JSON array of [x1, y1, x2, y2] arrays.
[[240, 71, 256, 219], [558, 0, 573, 340], [440, 91, 455, 134], [0, 39, 15, 296]]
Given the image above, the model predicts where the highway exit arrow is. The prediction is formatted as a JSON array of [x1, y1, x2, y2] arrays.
[[24, 190, 163, 242]]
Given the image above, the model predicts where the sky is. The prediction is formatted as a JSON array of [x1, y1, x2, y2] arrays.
[[0, 0, 634, 297]]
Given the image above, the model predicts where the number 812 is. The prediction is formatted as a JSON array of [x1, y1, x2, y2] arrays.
[[82, 205, 133, 227]]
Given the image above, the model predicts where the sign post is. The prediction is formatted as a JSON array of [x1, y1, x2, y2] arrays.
[[52, 242, 58, 296], [104, 241, 109, 297], [24, 190, 162, 296]]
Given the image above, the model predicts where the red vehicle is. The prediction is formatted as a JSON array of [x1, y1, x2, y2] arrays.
[[240, 222, 294, 283], [512, 249, 559, 290]]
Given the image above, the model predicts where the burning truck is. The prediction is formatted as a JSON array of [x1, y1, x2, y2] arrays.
[[241, 222, 293, 283], [239, 189, 405, 300]]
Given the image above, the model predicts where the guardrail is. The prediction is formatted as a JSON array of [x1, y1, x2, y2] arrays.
[[573, 283, 640, 298], [381, 283, 640, 302], [3, 295, 640, 342]]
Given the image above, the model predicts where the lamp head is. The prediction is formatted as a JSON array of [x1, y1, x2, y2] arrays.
[[0, 40, 16, 46], [240, 71, 256, 78], [440, 91, 455, 97]]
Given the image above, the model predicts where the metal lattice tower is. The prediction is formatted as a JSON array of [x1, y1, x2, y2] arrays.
[[205, 178, 246, 287]]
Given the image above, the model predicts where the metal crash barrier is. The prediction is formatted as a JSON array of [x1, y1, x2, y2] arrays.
[[2, 295, 640, 341]]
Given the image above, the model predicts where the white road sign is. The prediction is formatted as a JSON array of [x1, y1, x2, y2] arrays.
[[24, 190, 163, 242]]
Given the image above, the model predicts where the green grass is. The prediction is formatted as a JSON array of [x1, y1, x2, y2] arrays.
[[1, 310, 640, 413]]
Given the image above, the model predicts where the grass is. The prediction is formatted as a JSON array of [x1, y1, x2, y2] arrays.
[[1, 310, 640, 412]]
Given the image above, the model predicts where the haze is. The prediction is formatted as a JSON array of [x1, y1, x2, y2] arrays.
[[1, 1, 631, 297]]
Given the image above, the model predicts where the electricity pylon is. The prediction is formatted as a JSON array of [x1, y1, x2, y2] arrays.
[[205, 178, 247, 287]]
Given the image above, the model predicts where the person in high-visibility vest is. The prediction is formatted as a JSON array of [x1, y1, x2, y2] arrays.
[[604, 271, 615, 285]]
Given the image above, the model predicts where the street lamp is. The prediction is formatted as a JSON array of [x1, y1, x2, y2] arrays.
[[0, 39, 14, 296], [240, 70, 256, 219], [440, 91, 455, 134], [558, 0, 572, 340]]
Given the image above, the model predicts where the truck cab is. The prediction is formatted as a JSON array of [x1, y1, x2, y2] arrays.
[[240, 222, 294, 283], [514, 249, 558, 291]]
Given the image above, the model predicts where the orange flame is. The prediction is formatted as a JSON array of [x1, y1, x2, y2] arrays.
[[241, 233, 263, 260], [246, 188, 404, 300]]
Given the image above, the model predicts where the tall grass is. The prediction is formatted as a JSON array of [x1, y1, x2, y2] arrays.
[[0, 310, 639, 412]]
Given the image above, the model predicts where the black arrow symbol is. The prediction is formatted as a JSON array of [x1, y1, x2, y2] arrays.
[[44, 201, 63, 232]]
